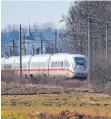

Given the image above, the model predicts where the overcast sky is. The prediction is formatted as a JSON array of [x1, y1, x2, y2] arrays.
[[1, 1, 71, 29]]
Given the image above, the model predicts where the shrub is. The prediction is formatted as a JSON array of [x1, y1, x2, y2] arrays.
[[91, 56, 111, 93]]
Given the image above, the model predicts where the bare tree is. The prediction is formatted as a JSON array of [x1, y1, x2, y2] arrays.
[[60, 1, 111, 89], [43, 21, 56, 29], [61, 1, 111, 55]]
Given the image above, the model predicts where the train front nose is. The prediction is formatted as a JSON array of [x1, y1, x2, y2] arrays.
[[74, 57, 88, 78], [75, 71, 87, 78]]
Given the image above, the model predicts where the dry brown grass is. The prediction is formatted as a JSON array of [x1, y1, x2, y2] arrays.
[[1, 71, 111, 118], [2, 93, 111, 118]]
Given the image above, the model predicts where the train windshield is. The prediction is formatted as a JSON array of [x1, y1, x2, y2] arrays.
[[74, 57, 86, 66]]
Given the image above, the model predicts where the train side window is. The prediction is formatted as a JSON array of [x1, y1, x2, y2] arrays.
[[15, 63, 20, 68], [51, 61, 63, 67], [22, 63, 27, 68], [4, 64, 12, 69], [31, 62, 46, 68], [64, 61, 70, 68]]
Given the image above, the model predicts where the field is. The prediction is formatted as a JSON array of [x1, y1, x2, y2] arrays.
[[1, 81, 111, 119]]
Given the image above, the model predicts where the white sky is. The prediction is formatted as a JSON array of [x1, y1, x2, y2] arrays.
[[1, 1, 72, 29]]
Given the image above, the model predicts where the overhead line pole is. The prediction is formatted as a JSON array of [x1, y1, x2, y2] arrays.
[[88, 17, 92, 83], [24, 34, 27, 56], [41, 39, 43, 54], [32, 46, 35, 55], [54, 29, 57, 54], [12, 38, 15, 56], [10, 47, 12, 56], [20, 24, 22, 78], [106, 23, 108, 60]]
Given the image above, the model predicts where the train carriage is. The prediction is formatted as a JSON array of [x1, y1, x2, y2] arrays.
[[2, 56, 19, 76], [49, 54, 73, 77], [30, 54, 51, 77], [1, 57, 6, 70], [72, 54, 87, 78], [14, 55, 32, 77], [1, 53, 88, 79], [3, 56, 19, 71], [49, 53, 87, 78]]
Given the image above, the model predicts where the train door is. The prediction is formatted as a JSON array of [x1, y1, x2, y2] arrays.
[[64, 59, 71, 77], [14, 60, 20, 76]]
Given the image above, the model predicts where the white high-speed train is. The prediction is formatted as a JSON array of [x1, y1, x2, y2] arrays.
[[1, 53, 88, 79]]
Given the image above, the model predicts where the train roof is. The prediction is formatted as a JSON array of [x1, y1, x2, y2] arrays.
[[51, 53, 86, 58], [31, 54, 51, 62], [14, 55, 32, 63], [1, 57, 6, 61], [1, 57, 6, 66], [33, 54, 51, 57], [72, 54, 86, 58], [3, 55, 32, 64], [4, 56, 19, 64], [1, 53, 86, 64]]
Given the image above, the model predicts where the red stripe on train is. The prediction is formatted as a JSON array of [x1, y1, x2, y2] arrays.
[[1, 68, 75, 74]]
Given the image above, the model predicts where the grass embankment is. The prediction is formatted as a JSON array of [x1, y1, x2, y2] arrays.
[[2, 93, 111, 119]]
